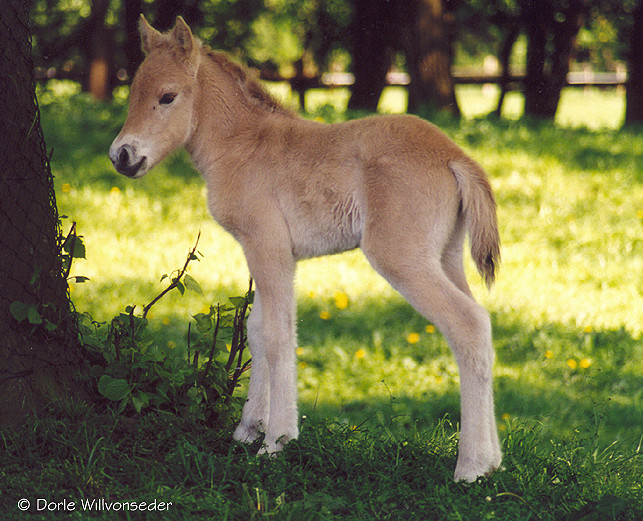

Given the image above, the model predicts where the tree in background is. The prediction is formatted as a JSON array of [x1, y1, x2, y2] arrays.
[[625, 0, 643, 125], [0, 0, 84, 426], [519, 0, 590, 119], [347, 0, 460, 115], [401, 0, 460, 116], [30, 1, 643, 122], [346, 0, 396, 111], [31, 0, 266, 99]]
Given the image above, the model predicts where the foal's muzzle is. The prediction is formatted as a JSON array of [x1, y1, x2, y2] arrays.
[[109, 143, 147, 178]]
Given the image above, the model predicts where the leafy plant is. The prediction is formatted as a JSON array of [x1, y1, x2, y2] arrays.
[[10, 220, 87, 334], [78, 235, 253, 427]]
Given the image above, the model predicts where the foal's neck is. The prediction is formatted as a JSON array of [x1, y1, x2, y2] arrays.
[[186, 51, 294, 175]]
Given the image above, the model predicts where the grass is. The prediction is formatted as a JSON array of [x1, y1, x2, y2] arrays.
[[2, 82, 641, 519], [2, 406, 640, 520]]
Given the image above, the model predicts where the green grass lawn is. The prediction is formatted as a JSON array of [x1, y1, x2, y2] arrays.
[[2, 83, 640, 520]]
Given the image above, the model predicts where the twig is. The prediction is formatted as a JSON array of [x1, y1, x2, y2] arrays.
[[61, 221, 77, 280], [186, 322, 191, 365], [199, 305, 220, 387], [142, 232, 201, 319]]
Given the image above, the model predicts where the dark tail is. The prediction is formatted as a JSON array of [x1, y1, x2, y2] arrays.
[[449, 158, 500, 288]]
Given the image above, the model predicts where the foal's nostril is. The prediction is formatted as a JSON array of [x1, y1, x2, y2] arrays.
[[118, 146, 130, 166]]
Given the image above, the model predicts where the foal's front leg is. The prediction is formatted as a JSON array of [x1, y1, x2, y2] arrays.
[[233, 291, 269, 443], [256, 275, 299, 453], [237, 240, 299, 454]]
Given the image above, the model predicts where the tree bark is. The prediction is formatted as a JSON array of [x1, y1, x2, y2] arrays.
[[522, 0, 588, 119], [0, 0, 83, 427], [347, 0, 394, 112], [124, 0, 144, 81], [625, 0, 643, 126], [402, 0, 460, 116], [347, 0, 460, 116], [84, 0, 114, 100]]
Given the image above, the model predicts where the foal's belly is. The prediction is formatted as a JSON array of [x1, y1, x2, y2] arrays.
[[285, 191, 363, 260]]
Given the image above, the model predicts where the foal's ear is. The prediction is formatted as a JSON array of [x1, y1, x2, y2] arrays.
[[171, 17, 196, 60], [139, 15, 161, 55]]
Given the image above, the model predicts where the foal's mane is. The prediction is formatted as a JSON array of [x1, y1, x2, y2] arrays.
[[203, 48, 293, 117]]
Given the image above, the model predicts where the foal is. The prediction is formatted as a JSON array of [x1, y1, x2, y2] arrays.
[[109, 16, 502, 482]]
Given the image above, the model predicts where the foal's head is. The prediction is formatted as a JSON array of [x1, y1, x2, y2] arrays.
[[109, 16, 200, 178]]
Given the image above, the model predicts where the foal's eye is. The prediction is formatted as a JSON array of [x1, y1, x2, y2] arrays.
[[159, 93, 176, 105]]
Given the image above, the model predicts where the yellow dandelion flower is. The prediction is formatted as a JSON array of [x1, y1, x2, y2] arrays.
[[545, 350, 554, 359], [354, 348, 367, 360], [499, 424, 507, 432], [407, 332, 421, 344], [579, 358, 592, 369], [296, 347, 304, 356], [162, 317, 171, 325], [226, 343, 232, 352], [319, 310, 331, 320], [434, 375, 443, 385], [583, 325, 593, 334], [61, 183, 71, 193], [299, 361, 307, 369], [110, 186, 121, 195], [501, 413, 512, 421], [567, 359, 578, 370], [334, 291, 349, 310], [425, 324, 436, 334], [637, 209, 643, 219], [308, 290, 316, 299]]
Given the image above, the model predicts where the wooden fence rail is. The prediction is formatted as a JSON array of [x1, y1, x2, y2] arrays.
[[36, 67, 628, 107]]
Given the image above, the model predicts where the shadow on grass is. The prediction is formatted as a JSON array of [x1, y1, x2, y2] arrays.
[[113, 289, 643, 451]]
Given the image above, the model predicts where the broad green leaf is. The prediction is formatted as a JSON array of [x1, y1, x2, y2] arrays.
[[228, 296, 247, 308], [184, 274, 203, 295], [132, 392, 150, 413], [10, 301, 29, 323], [90, 365, 104, 378], [69, 276, 90, 283], [97, 375, 130, 401], [192, 313, 213, 333], [44, 320, 57, 331], [27, 306, 43, 325]]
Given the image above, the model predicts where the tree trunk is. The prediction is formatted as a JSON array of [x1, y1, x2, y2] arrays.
[[625, 0, 643, 126], [402, 0, 460, 116], [347, 0, 394, 112], [84, 0, 114, 100], [522, 0, 587, 119], [0, 0, 84, 427], [124, 0, 144, 81], [495, 24, 520, 117]]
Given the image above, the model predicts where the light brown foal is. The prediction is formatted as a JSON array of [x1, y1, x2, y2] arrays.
[[109, 16, 502, 482]]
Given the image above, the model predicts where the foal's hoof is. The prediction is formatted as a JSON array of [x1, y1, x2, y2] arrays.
[[257, 432, 297, 455], [454, 458, 502, 483], [233, 420, 264, 444]]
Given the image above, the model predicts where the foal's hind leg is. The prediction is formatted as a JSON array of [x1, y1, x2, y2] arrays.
[[441, 217, 502, 470], [363, 243, 501, 482]]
